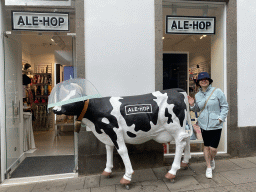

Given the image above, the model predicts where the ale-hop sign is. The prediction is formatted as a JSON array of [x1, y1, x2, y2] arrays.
[[166, 16, 215, 34], [12, 11, 69, 31], [125, 104, 152, 115]]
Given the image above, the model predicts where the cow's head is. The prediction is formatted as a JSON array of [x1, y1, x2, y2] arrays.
[[53, 101, 85, 116], [52, 82, 85, 116]]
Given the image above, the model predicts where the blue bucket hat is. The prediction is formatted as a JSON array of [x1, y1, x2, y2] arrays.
[[196, 72, 213, 85]]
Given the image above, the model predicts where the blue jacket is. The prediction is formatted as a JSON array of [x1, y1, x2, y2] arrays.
[[190, 85, 229, 130]]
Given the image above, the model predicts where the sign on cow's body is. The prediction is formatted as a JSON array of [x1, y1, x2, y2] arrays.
[[52, 87, 193, 187]]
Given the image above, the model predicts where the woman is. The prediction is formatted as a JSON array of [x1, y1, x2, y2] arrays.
[[188, 72, 229, 179]]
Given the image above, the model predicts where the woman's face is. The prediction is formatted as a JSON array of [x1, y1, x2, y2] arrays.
[[199, 78, 210, 88]]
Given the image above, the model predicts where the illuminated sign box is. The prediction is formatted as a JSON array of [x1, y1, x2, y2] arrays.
[[166, 16, 215, 34], [12, 11, 69, 31]]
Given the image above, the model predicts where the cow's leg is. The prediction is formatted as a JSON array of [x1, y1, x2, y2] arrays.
[[102, 145, 114, 177], [116, 142, 134, 185], [181, 137, 191, 169], [165, 134, 188, 181]]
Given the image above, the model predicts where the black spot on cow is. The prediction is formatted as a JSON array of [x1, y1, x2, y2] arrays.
[[127, 131, 136, 138], [165, 108, 173, 124], [83, 97, 120, 149], [161, 89, 186, 127], [120, 93, 159, 134]]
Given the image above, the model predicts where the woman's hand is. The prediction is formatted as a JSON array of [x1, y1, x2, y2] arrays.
[[188, 96, 195, 106]]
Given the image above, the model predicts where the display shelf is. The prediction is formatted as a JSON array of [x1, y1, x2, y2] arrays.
[[55, 115, 75, 136], [33, 73, 52, 75], [35, 95, 49, 97]]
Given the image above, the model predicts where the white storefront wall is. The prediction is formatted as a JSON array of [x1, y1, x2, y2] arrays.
[[237, 0, 256, 127], [0, 0, 6, 182], [84, 0, 155, 97]]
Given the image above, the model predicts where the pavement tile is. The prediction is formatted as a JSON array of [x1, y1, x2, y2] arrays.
[[229, 158, 256, 169], [84, 175, 100, 188], [220, 168, 256, 185], [132, 169, 158, 183], [66, 189, 90, 192], [0, 187, 8, 192], [139, 180, 170, 192], [91, 185, 115, 192], [211, 173, 233, 187], [222, 184, 250, 192], [214, 160, 242, 173], [4, 184, 36, 192], [176, 167, 195, 176], [152, 167, 168, 179], [31, 180, 67, 192], [195, 186, 242, 192], [164, 175, 203, 192], [100, 172, 123, 187], [64, 177, 85, 191], [116, 184, 142, 192], [193, 174, 218, 188], [239, 181, 256, 191], [244, 156, 256, 165], [188, 162, 207, 175]]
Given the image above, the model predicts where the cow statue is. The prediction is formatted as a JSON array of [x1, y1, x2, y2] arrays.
[[52, 85, 193, 188]]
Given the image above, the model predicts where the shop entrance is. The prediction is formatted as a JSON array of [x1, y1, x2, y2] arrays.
[[162, 2, 226, 156], [3, 32, 77, 180]]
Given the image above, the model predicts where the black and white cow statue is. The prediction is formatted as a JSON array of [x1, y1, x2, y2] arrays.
[[53, 88, 193, 187]]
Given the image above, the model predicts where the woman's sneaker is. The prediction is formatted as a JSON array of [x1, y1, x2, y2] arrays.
[[210, 159, 215, 170], [206, 168, 212, 179]]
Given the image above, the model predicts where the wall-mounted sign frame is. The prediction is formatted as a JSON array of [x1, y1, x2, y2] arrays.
[[6, 0, 71, 7], [12, 11, 69, 31], [166, 16, 215, 35]]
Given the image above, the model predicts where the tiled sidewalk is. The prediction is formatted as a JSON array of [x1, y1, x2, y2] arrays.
[[1, 156, 256, 191]]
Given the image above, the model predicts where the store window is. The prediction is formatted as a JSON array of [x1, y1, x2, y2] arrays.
[[162, 2, 226, 155]]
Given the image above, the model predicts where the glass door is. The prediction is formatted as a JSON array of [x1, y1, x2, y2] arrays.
[[3, 32, 77, 179], [3, 34, 22, 177]]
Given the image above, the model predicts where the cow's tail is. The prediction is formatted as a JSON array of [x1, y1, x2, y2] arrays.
[[181, 91, 193, 137]]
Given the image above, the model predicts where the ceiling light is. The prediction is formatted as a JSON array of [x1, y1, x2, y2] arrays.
[[200, 35, 207, 40], [162, 37, 165, 39], [51, 38, 54, 42]]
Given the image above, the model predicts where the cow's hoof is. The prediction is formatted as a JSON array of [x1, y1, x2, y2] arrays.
[[120, 178, 131, 185], [102, 171, 112, 178], [165, 172, 176, 181], [181, 162, 189, 170], [125, 184, 130, 190]]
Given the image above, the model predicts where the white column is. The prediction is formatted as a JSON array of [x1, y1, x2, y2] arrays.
[[84, 0, 155, 97]]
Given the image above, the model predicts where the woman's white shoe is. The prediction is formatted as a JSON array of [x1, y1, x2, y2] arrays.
[[206, 168, 212, 179]]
